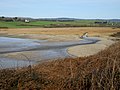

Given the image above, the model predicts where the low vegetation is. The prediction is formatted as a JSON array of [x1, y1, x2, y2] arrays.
[[111, 32, 120, 38], [0, 41, 120, 90]]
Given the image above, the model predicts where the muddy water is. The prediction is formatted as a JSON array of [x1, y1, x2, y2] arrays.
[[0, 37, 99, 69]]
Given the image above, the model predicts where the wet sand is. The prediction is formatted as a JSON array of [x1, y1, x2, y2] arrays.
[[0, 36, 99, 68], [67, 37, 115, 57]]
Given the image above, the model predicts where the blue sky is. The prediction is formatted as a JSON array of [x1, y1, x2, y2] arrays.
[[0, 0, 120, 19]]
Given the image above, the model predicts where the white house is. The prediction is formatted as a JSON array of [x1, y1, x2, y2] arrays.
[[25, 19, 30, 23]]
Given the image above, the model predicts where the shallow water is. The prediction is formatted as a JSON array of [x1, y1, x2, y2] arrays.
[[0, 37, 45, 53], [0, 37, 100, 69], [0, 58, 36, 69]]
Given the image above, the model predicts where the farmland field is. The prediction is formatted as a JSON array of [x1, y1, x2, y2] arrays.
[[0, 20, 119, 28]]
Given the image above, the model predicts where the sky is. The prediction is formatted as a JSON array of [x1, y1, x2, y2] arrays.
[[0, 0, 120, 19]]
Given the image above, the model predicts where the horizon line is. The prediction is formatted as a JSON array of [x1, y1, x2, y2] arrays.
[[0, 16, 120, 20]]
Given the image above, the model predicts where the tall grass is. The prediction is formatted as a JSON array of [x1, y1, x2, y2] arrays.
[[0, 42, 120, 90]]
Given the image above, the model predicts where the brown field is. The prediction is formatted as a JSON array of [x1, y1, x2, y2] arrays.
[[0, 27, 120, 36]]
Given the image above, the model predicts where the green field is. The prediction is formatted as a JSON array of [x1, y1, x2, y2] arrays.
[[0, 20, 119, 28]]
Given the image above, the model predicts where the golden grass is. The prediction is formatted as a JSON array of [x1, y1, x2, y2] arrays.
[[0, 41, 120, 90], [0, 27, 120, 36]]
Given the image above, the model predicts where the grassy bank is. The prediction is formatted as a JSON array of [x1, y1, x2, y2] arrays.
[[0, 41, 120, 90]]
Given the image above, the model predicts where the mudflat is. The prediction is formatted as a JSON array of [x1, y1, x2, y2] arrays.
[[0, 27, 120, 59]]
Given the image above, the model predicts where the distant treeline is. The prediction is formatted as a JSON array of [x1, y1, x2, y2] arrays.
[[0, 16, 76, 22], [1, 16, 120, 22], [0, 16, 32, 22], [0, 16, 120, 28]]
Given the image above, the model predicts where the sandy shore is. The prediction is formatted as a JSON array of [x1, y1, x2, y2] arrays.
[[67, 37, 115, 57]]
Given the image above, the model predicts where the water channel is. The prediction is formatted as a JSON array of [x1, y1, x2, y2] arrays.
[[0, 37, 100, 69]]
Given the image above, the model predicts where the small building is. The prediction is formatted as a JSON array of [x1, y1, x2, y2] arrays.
[[25, 19, 30, 23]]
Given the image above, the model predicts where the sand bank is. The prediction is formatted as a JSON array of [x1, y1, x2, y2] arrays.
[[67, 37, 115, 57]]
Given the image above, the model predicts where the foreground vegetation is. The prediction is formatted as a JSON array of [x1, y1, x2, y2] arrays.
[[0, 41, 120, 90]]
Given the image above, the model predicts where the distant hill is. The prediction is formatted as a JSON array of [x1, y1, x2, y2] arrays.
[[37, 18, 78, 21], [0, 16, 120, 22], [108, 19, 120, 22]]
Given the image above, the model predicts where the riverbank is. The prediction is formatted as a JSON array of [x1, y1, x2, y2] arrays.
[[67, 37, 115, 57]]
